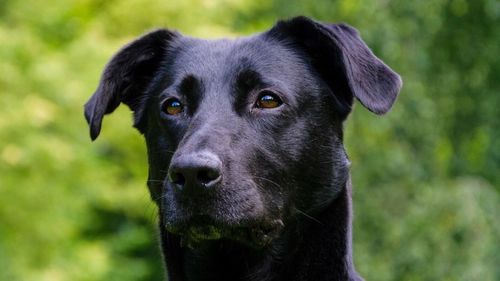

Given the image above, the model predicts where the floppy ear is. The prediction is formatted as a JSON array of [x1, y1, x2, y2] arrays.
[[84, 29, 179, 140], [267, 16, 402, 117]]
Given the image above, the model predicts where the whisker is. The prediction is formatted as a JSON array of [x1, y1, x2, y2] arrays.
[[147, 179, 165, 183], [294, 208, 323, 225], [253, 176, 282, 189], [147, 148, 176, 154], [152, 192, 170, 202], [144, 201, 159, 223]]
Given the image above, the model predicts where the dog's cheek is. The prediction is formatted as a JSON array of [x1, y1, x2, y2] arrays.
[[255, 144, 298, 219], [223, 128, 284, 219], [250, 149, 288, 213], [143, 113, 181, 202], [297, 133, 348, 213], [274, 105, 346, 213], [144, 138, 169, 199]]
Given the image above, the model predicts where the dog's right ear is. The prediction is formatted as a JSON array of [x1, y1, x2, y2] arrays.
[[84, 29, 179, 141]]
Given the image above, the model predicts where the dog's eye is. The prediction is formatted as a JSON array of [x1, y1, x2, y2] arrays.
[[162, 98, 184, 115], [255, 91, 282, 109]]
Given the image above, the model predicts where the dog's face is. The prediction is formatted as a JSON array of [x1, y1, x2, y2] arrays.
[[143, 37, 348, 246], [85, 17, 401, 248]]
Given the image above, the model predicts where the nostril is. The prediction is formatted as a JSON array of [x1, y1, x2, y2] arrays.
[[169, 171, 186, 186], [197, 168, 221, 186], [169, 151, 222, 189]]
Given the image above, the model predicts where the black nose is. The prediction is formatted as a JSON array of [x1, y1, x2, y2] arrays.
[[168, 152, 222, 190]]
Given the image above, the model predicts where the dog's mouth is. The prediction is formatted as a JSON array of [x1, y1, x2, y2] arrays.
[[166, 215, 284, 249]]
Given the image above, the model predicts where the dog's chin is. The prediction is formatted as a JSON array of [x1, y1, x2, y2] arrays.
[[165, 216, 284, 249]]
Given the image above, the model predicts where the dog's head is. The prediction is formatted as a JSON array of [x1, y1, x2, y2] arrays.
[[85, 17, 401, 248]]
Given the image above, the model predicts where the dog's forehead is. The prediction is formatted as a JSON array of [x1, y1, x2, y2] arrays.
[[169, 35, 306, 84]]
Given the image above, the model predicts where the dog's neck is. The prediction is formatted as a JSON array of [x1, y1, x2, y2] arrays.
[[160, 181, 362, 281]]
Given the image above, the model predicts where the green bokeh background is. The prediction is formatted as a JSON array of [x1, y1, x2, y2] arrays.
[[0, 0, 498, 280]]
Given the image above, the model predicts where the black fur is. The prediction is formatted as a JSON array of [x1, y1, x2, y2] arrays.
[[85, 16, 402, 281]]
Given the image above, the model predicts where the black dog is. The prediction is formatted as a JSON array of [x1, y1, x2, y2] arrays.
[[85, 16, 401, 281]]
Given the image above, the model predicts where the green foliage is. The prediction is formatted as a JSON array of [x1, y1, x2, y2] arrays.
[[0, 0, 498, 280]]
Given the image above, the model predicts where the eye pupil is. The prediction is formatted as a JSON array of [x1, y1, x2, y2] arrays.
[[163, 98, 183, 115], [256, 91, 282, 109]]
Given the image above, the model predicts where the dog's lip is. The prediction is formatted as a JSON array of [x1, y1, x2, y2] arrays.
[[164, 214, 224, 236], [184, 224, 223, 241], [165, 215, 285, 248]]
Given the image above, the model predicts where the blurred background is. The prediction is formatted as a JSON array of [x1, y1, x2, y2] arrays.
[[0, 0, 498, 280]]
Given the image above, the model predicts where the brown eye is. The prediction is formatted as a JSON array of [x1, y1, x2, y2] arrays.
[[162, 98, 183, 115], [255, 91, 282, 109]]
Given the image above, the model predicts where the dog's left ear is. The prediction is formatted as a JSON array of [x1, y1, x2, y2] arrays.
[[267, 16, 402, 117], [84, 29, 179, 140]]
